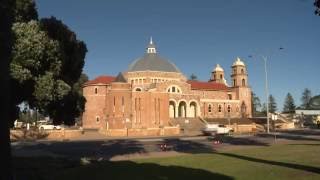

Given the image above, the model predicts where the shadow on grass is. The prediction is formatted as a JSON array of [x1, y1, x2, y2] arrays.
[[217, 152, 320, 174], [162, 138, 216, 153], [52, 160, 234, 180], [13, 157, 234, 180]]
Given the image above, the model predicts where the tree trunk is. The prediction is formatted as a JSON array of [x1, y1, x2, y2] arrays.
[[0, 0, 15, 179]]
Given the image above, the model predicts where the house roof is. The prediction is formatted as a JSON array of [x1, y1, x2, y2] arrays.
[[83, 75, 116, 86], [187, 80, 228, 91]]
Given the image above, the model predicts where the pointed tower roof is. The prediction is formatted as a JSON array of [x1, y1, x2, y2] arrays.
[[146, 36, 156, 53]]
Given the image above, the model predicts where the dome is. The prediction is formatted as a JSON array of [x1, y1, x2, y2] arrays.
[[128, 53, 180, 72], [232, 57, 245, 66], [127, 38, 180, 73], [213, 64, 224, 72]]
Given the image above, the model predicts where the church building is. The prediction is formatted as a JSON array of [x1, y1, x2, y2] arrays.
[[82, 38, 252, 135]]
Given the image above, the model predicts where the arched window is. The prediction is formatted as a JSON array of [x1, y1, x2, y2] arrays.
[[96, 116, 100, 123], [228, 94, 232, 100], [208, 104, 212, 113], [218, 104, 222, 112], [233, 80, 236, 86], [135, 88, 142, 92], [167, 86, 182, 94], [241, 69, 244, 74], [94, 87, 98, 94], [220, 74, 223, 79], [242, 79, 246, 86], [227, 105, 231, 113]]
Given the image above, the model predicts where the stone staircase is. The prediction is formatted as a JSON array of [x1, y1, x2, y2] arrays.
[[170, 117, 206, 135]]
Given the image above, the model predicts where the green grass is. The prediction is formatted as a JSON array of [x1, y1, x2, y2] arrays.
[[14, 142, 320, 180]]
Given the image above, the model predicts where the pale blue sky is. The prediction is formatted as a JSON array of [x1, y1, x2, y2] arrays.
[[36, 0, 320, 110]]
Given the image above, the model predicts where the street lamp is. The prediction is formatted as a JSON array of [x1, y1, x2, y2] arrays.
[[249, 48, 283, 134]]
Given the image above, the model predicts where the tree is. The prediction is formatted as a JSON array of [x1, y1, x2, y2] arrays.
[[283, 93, 296, 113], [251, 92, 261, 116], [261, 103, 267, 115], [14, 0, 38, 23], [0, 0, 15, 179], [40, 17, 88, 124], [11, 20, 69, 117], [268, 95, 277, 113], [301, 88, 312, 109], [190, 73, 197, 80], [315, 0, 320, 15]]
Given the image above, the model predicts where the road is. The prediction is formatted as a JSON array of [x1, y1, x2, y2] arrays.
[[11, 129, 320, 161]]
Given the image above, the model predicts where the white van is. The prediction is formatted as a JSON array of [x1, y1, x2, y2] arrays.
[[202, 124, 233, 135]]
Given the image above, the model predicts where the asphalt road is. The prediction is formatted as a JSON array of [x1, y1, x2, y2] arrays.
[[11, 129, 320, 161]]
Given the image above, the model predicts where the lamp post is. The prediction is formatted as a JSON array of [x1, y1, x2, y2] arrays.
[[249, 47, 284, 134], [261, 56, 270, 134]]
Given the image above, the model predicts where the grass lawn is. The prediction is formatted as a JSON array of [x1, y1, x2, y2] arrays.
[[14, 142, 320, 180]]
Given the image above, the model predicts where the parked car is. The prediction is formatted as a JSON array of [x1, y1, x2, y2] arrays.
[[202, 124, 233, 135], [13, 120, 24, 129], [38, 124, 61, 130]]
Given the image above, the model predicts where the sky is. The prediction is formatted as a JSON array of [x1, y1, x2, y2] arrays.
[[36, 0, 320, 111]]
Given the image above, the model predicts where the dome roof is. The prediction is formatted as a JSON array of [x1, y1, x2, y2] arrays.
[[213, 64, 224, 72], [232, 57, 245, 66], [128, 53, 180, 72], [128, 38, 180, 73]]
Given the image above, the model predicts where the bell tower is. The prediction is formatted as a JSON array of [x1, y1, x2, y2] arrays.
[[210, 64, 226, 84], [231, 57, 248, 87]]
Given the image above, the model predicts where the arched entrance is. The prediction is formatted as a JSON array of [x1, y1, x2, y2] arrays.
[[178, 101, 187, 118], [189, 102, 197, 118], [169, 101, 176, 118]]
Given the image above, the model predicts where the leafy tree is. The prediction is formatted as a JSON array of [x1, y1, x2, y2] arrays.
[[315, 0, 320, 15], [301, 88, 312, 109], [251, 92, 261, 116], [283, 93, 296, 113], [268, 95, 277, 113], [11, 20, 69, 116], [0, 0, 15, 179], [190, 73, 197, 80], [261, 103, 267, 116], [40, 17, 88, 124], [14, 0, 38, 23]]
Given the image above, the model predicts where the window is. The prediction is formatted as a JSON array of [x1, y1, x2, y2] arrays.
[[233, 80, 236, 86], [220, 74, 223, 79], [135, 88, 142, 92], [218, 105, 222, 112], [208, 104, 212, 113], [241, 69, 244, 74], [167, 86, 182, 94], [96, 116, 100, 123], [227, 105, 231, 113], [228, 94, 232, 100], [234, 69, 236, 74], [94, 87, 98, 94], [242, 79, 246, 86]]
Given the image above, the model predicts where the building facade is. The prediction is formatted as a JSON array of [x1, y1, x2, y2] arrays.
[[82, 39, 252, 130]]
